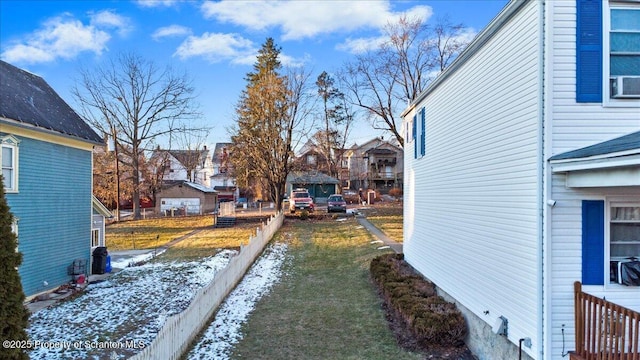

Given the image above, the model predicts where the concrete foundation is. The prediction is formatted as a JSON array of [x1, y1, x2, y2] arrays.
[[435, 285, 536, 360]]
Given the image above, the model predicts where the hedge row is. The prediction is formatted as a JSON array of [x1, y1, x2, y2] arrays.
[[370, 253, 467, 347]]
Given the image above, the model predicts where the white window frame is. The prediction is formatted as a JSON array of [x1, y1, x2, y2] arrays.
[[416, 107, 425, 159], [603, 1, 640, 107], [605, 197, 640, 287], [1, 135, 19, 192], [91, 229, 100, 248]]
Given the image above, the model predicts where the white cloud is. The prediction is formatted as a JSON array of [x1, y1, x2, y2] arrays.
[[1, 14, 111, 64], [152, 25, 192, 41], [336, 35, 387, 54], [90, 10, 133, 36], [174, 32, 255, 63], [200, 0, 432, 41], [174, 32, 308, 67], [136, 0, 181, 8]]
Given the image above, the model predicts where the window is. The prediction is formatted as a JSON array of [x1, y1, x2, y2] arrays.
[[608, 7, 640, 98], [414, 107, 426, 159], [576, 0, 640, 102], [307, 154, 317, 165], [1, 135, 19, 192], [91, 229, 100, 248], [609, 203, 640, 285], [11, 219, 18, 253]]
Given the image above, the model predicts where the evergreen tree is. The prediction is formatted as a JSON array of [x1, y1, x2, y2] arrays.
[[0, 175, 29, 360], [229, 38, 311, 210]]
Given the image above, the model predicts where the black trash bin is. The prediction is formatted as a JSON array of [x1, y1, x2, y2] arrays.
[[92, 247, 108, 275]]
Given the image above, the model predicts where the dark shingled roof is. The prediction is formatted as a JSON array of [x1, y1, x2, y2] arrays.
[[549, 131, 640, 161], [288, 171, 340, 184], [0, 60, 102, 144]]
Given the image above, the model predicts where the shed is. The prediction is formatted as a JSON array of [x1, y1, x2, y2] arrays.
[[155, 181, 218, 216]]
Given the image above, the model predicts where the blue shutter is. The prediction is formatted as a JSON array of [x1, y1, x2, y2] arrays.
[[576, 0, 603, 103], [420, 107, 426, 156], [582, 200, 605, 285], [413, 114, 417, 159]]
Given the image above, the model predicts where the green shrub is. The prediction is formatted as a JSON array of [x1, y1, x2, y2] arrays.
[[369, 253, 467, 348]]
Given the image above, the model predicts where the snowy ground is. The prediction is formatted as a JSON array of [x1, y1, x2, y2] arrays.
[[27, 249, 237, 360], [187, 243, 288, 360]]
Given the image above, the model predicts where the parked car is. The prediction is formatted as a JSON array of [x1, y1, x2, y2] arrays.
[[236, 197, 248, 208], [289, 188, 314, 213], [327, 194, 347, 213]]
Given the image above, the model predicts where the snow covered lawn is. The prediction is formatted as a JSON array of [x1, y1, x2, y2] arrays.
[[187, 243, 288, 360], [27, 249, 236, 360]]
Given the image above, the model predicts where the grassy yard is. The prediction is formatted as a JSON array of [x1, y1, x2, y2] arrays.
[[163, 224, 258, 260], [230, 217, 421, 359], [367, 215, 403, 243], [361, 201, 404, 243], [106, 215, 214, 250]]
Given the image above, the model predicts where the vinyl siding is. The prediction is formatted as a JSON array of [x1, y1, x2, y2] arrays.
[[6, 136, 93, 296], [404, 1, 542, 357], [546, 1, 640, 358]]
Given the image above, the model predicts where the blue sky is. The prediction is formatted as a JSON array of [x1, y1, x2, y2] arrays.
[[1, 0, 508, 148]]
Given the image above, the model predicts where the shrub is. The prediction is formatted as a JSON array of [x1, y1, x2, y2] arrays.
[[0, 176, 30, 360], [369, 253, 467, 349], [388, 188, 403, 198]]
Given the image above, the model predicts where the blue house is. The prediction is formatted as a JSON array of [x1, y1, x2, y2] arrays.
[[0, 60, 103, 298]]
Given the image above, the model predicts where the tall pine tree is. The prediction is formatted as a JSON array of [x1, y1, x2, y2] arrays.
[[0, 175, 29, 360], [229, 38, 311, 210]]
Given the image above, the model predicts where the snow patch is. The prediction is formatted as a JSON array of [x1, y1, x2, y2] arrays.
[[186, 243, 288, 359], [27, 249, 236, 360]]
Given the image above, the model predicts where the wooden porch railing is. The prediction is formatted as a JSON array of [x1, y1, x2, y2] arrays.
[[572, 281, 640, 360]]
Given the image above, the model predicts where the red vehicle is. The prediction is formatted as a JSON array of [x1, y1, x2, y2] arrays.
[[289, 188, 314, 213]]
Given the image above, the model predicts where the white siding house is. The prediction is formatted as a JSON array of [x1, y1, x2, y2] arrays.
[[402, 1, 639, 359]]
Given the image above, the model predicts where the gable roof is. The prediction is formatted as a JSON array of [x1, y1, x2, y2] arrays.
[[549, 131, 640, 161], [212, 143, 232, 161], [0, 60, 102, 144], [161, 180, 217, 193], [287, 171, 340, 184], [167, 149, 208, 168]]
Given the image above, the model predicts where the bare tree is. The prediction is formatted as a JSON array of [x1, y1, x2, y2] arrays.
[[229, 38, 312, 210], [314, 71, 354, 178], [339, 15, 469, 147], [73, 52, 202, 219]]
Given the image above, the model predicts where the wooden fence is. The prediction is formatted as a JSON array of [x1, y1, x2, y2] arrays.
[[129, 211, 284, 360], [572, 282, 640, 360]]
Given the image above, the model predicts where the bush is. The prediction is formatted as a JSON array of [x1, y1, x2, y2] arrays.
[[370, 253, 467, 348], [388, 188, 403, 198], [0, 176, 30, 360], [299, 210, 309, 220]]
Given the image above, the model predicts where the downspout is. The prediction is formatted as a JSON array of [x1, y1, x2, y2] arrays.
[[539, 0, 553, 359]]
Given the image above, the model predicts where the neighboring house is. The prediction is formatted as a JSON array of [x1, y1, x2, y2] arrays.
[[402, 1, 639, 359], [286, 171, 340, 204], [91, 196, 112, 249], [155, 180, 218, 216], [0, 60, 103, 297], [154, 147, 212, 186], [294, 139, 332, 174], [343, 138, 403, 192], [210, 143, 238, 201]]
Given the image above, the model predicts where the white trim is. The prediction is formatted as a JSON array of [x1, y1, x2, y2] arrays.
[[602, 1, 640, 108], [550, 153, 640, 172], [566, 167, 640, 187], [604, 197, 640, 289], [1, 134, 20, 193]]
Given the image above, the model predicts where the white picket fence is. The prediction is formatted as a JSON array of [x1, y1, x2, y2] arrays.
[[129, 211, 284, 360]]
